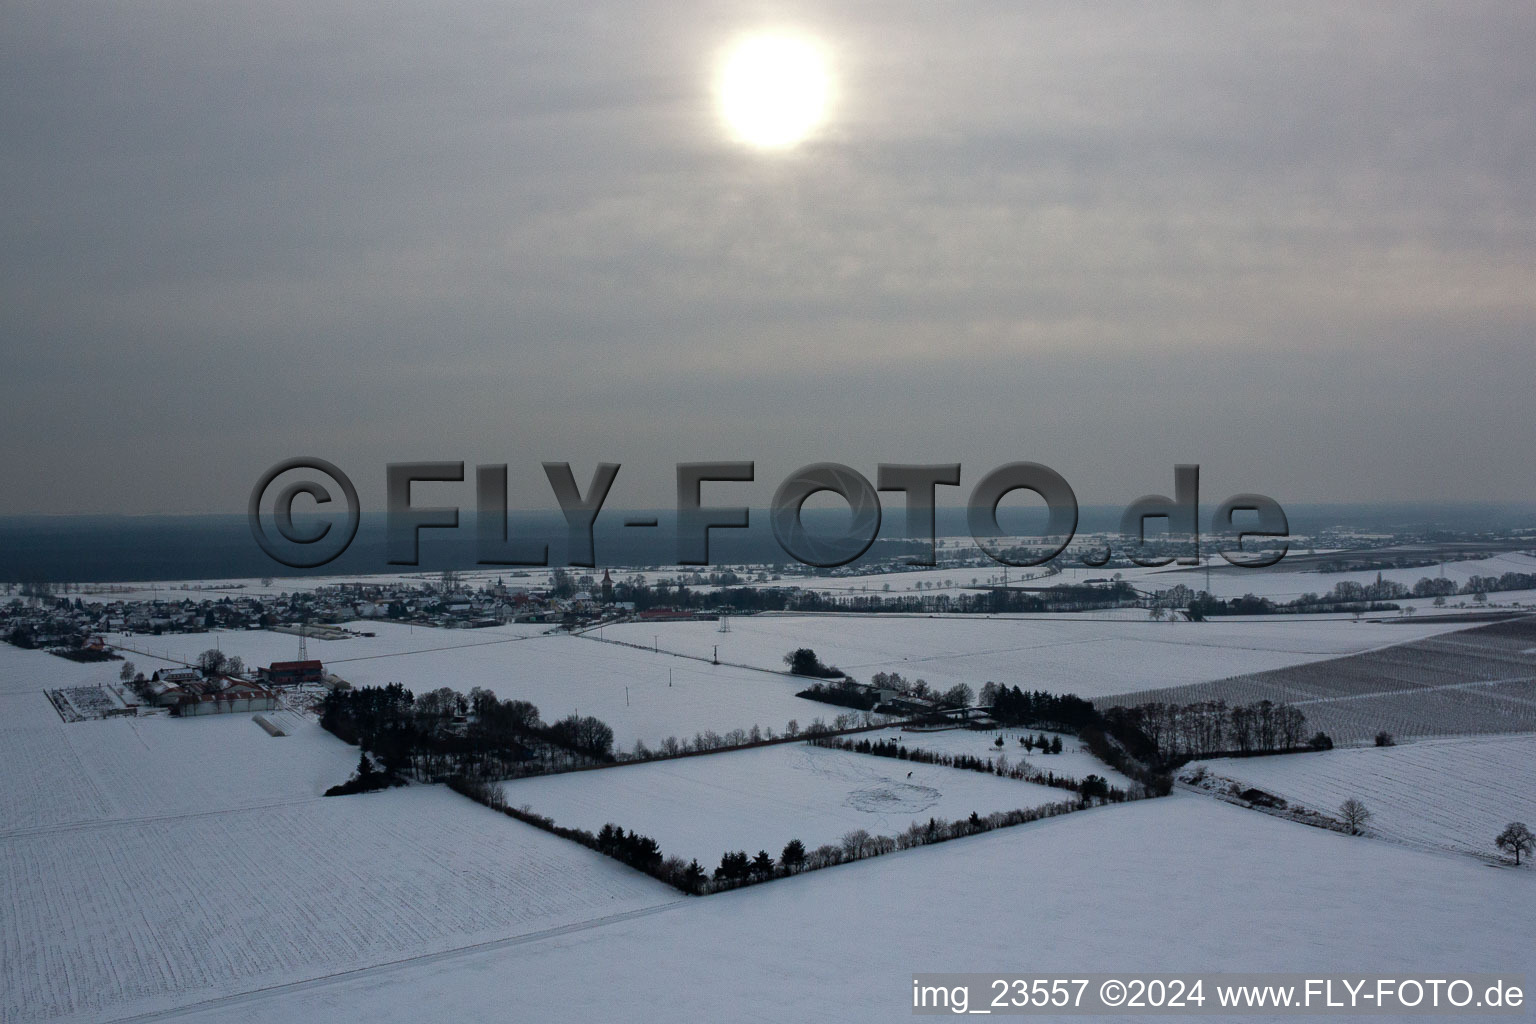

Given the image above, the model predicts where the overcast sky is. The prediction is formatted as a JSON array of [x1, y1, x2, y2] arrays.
[[2, 1, 1533, 517]]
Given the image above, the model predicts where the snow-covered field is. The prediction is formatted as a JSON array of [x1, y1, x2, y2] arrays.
[[501, 741, 1083, 864], [156, 794, 1536, 1024], [104, 619, 554, 671], [1186, 734, 1536, 860], [95, 623, 828, 751], [2, 785, 678, 1024], [1099, 616, 1536, 745], [334, 633, 825, 750], [0, 642, 185, 699], [860, 724, 1137, 788], [0, 682, 677, 1024], [0, 712, 358, 834], [605, 613, 1479, 698], [6, 600, 1534, 1023]]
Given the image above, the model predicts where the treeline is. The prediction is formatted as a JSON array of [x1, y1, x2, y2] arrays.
[[627, 717, 848, 759], [811, 735, 1133, 802], [449, 777, 701, 890], [1123, 699, 1321, 759], [1451, 572, 1536, 596], [1189, 593, 1401, 618], [606, 580, 1139, 615], [320, 684, 616, 782], [705, 805, 1094, 893], [1317, 556, 1439, 573], [1187, 570, 1536, 619]]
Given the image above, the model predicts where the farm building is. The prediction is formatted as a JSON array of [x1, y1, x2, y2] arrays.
[[173, 679, 279, 716], [261, 660, 324, 686]]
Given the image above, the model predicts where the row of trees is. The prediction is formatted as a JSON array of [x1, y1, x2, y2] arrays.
[[628, 718, 840, 759], [813, 735, 1130, 801], [1185, 570, 1536, 619], [593, 580, 1140, 616], [449, 778, 697, 888], [704, 802, 1104, 894], [1126, 699, 1315, 758]]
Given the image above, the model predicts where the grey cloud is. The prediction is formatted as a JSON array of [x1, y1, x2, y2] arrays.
[[1, 0, 1533, 513]]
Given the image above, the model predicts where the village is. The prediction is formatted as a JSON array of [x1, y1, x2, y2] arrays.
[[0, 568, 731, 650]]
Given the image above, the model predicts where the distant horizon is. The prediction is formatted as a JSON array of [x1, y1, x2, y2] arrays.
[[3, 501, 1531, 585]]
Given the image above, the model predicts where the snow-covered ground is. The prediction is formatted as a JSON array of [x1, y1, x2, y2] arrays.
[[0, 711, 358, 835], [155, 794, 1536, 1024], [0, 641, 187, 699], [95, 624, 828, 751], [0, 686, 678, 1024], [104, 619, 554, 671], [333, 633, 825, 751], [1185, 734, 1536, 860], [6, 603, 1533, 1023], [2, 785, 679, 1024], [500, 741, 1082, 865], [606, 613, 1480, 698], [860, 724, 1137, 788]]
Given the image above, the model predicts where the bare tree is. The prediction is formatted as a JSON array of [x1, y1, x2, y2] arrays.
[[118, 661, 136, 683], [840, 829, 874, 860], [1339, 798, 1372, 835], [1496, 822, 1534, 866], [1277, 705, 1306, 750], [940, 683, 975, 709]]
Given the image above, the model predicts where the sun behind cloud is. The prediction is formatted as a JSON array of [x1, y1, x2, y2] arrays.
[[716, 33, 832, 149]]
